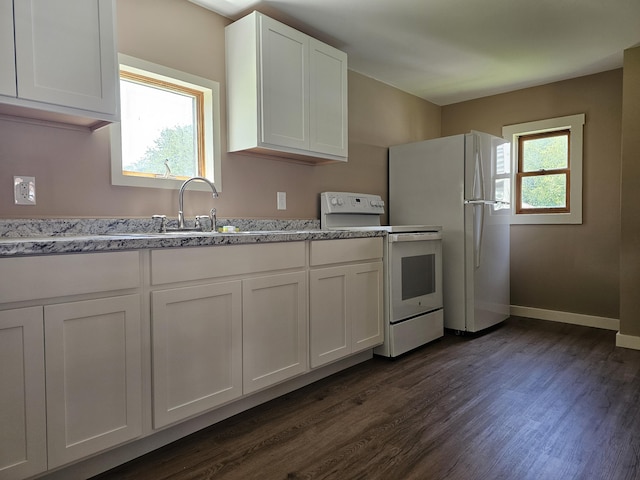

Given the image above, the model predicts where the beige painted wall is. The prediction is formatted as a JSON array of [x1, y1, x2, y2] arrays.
[[620, 46, 640, 337], [0, 0, 440, 221], [442, 70, 623, 319]]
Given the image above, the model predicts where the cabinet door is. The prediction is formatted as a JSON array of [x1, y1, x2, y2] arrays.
[[0, 0, 16, 97], [13, 0, 117, 115], [309, 39, 348, 157], [350, 262, 384, 352], [0, 307, 47, 480], [243, 272, 308, 394], [151, 282, 243, 429], [258, 14, 309, 151], [44, 295, 142, 468], [309, 266, 350, 368]]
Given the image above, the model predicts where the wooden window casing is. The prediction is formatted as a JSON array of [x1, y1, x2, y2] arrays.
[[516, 129, 571, 215], [120, 70, 206, 180]]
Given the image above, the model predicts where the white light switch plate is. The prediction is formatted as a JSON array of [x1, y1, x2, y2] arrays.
[[277, 191, 286, 210]]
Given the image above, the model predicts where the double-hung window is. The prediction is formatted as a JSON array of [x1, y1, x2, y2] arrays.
[[503, 114, 584, 224], [110, 54, 221, 191]]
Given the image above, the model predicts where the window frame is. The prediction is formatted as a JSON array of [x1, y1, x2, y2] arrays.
[[503, 113, 584, 224], [516, 129, 571, 214], [110, 54, 222, 192]]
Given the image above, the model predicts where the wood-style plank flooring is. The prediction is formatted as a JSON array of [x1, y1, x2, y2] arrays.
[[93, 317, 640, 480]]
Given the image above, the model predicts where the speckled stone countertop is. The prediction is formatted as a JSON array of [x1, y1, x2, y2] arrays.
[[0, 218, 385, 257]]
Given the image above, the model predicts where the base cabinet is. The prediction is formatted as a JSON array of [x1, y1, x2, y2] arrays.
[[309, 238, 384, 368], [0, 307, 46, 480], [243, 272, 308, 394], [44, 295, 143, 468], [151, 282, 243, 428]]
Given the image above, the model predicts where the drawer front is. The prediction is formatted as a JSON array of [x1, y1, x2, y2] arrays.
[[310, 237, 383, 266], [151, 242, 306, 285], [0, 251, 140, 303]]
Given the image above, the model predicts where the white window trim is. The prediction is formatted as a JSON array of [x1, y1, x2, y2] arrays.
[[110, 54, 222, 192], [503, 113, 584, 225]]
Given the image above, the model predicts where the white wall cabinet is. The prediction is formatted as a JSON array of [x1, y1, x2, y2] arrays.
[[0, 0, 119, 128], [44, 295, 143, 468], [151, 281, 243, 429], [243, 271, 308, 394], [0, 0, 16, 97], [309, 238, 384, 368], [226, 11, 348, 164], [0, 307, 46, 480]]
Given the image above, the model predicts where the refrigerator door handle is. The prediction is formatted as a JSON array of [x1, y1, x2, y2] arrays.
[[472, 203, 484, 269], [472, 136, 486, 201]]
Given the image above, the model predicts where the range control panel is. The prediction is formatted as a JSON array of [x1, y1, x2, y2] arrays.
[[320, 192, 385, 215]]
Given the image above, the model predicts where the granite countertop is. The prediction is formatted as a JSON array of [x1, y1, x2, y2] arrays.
[[0, 218, 385, 257]]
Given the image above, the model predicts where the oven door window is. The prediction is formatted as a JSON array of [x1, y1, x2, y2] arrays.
[[390, 238, 443, 323], [402, 254, 436, 300]]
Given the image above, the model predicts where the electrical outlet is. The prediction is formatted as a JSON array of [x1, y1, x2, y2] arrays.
[[14, 176, 36, 205], [277, 191, 286, 210]]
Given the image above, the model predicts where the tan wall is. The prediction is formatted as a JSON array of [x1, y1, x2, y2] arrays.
[[0, 0, 440, 221], [620, 46, 640, 336], [442, 70, 623, 319]]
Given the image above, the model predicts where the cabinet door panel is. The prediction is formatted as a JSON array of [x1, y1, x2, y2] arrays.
[[13, 0, 117, 114], [0, 0, 16, 97], [243, 272, 308, 393], [309, 39, 348, 157], [309, 267, 349, 368], [259, 14, 308, 150], [44, 295, 142, 468], [350, 262, 384, 351], [0, 307, 46, 479], [151, 282, 243, 428]]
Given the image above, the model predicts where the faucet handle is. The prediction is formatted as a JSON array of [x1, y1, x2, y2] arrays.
[[195, 215, 209, 231], [209, 208, 217, 232], [152, 214, 167, 233]]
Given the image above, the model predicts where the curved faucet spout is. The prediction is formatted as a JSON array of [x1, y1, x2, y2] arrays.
[[178, 176, 219, 229]]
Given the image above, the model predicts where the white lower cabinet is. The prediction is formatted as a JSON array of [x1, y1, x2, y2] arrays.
[[44, 295, 143, 468], [309, 238, 384, 368], [149, 242, 308, 412], [0, 307, 46, 480], [243, 271, 308, 394], [151, 281, 243, 428]]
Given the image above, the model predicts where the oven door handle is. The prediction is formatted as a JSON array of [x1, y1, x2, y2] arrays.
[[388, 232, 442, 242]]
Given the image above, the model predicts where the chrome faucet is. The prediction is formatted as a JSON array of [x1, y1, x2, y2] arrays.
[[178, 176, 219, 230]]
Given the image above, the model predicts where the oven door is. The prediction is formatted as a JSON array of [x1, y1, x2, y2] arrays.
[[388, 232, 443, 323]]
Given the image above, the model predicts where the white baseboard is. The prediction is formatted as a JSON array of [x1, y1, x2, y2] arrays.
[[616, 332, 640, 350], [510, 305, 620, 331]]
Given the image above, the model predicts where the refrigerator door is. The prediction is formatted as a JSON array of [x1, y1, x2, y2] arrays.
[[390, 134, 468, 332], [463, 132, 511, 332]]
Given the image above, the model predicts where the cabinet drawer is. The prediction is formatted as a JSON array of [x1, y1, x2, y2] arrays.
[[310, 238, 383, 266], [0, 251, 140, 303], [151, 242, 306, 285]]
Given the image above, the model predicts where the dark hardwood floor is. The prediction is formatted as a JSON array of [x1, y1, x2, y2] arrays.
[[93, 317, 640, 480]]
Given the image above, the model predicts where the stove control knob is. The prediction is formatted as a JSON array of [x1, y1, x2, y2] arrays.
[[337, 198, 344, 206], [330, 197, 338, 206]]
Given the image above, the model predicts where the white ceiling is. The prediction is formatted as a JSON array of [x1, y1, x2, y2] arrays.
[[190, 0, 640, 105]]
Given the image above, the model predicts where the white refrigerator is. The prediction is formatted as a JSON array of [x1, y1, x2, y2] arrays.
[[389, 131, 511, 333]]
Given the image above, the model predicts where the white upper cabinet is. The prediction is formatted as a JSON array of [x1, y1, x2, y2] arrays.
[[226, 11, 348, 164], [1, 0, 119, 129], [0, 0, 16, 97]]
